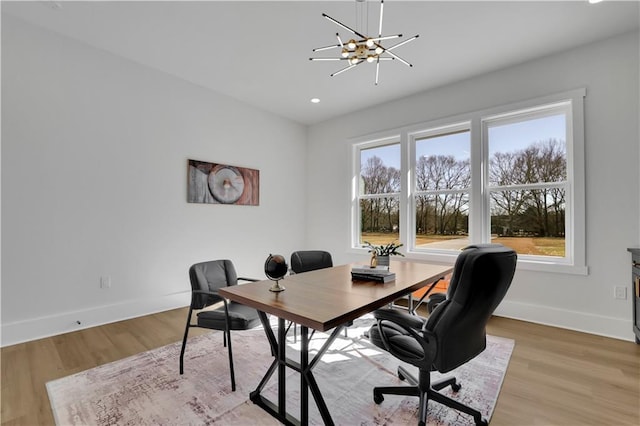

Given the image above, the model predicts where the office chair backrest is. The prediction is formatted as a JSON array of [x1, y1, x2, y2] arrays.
[[425, 244, 517, 373], [189, 259, 239, 310], [290, 250, 333, 274]]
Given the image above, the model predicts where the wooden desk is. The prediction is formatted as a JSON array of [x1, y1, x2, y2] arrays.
[[219, 261, 453, 425]]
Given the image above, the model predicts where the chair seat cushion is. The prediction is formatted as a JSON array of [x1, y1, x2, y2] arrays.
[[369, 321, 425, 362], [197, 301, 261, 330]]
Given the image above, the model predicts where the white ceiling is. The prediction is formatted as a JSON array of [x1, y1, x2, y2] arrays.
[[3, 0, 639, 125]]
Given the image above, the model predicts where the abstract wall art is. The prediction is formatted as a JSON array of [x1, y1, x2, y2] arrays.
[[188, 159, 259, 206]]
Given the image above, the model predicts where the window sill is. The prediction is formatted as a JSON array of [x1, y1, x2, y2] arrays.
[[350, 248, 589, 276]]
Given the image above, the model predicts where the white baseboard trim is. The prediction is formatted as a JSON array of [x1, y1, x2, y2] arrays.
[[1, 291, 191, 347], [494, 300, 635, 342], [3, 295, 635, 347]]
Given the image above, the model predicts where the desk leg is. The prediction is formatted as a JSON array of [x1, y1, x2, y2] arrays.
[[251, 312, 278, 405], [250, 312, 342, 426], [304, 326, 342, 426], [278, 317, 287, 419], [300, 325, 309, 425], [251, 314, 299, 425]]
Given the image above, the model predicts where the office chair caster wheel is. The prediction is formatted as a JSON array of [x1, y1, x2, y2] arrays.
[[373, 391, 384, 404], [451, 382, 461, 392]]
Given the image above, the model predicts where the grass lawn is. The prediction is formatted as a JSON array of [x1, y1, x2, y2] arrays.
[[361, 232, 565, 257]]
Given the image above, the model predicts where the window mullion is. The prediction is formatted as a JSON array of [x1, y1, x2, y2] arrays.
[[470, 117, 485, 244], [402, 130, 411, 252]]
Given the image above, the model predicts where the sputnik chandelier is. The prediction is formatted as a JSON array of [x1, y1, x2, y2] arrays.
[[309, 0, 418, 85]]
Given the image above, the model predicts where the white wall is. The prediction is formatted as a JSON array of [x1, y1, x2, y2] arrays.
[[1, 16, 307, 346], [307, 31, 640, 341], [2, 17, 638, 347]]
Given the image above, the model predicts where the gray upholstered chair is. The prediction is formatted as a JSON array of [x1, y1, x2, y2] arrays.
[[179, 259, 260, 391], [368, 244, 517, 426]]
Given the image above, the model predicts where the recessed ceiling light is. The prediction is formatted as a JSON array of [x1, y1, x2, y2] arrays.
[[311, 98, 321, 104], [588, 0, 603, 3]]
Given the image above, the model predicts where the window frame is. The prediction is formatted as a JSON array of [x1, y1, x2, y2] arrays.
[[350, 88, 587, 275], [351, 134, 402, 249], [482, 101, 574, 265], [409, 122, 472, 256]]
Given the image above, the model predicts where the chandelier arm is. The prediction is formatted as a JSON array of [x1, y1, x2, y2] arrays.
[[312, 43, 342, 52], [378, 0, 385, 38], [330, 61, 362, 77], [381, 49, 412, 67], [385, 34, 420, 51], [309, 57, 351, 61], [375, 57, 380, 85], [322, 13, 368, 40], [336, 33, 344, 47], [369, 34, 402, 43]]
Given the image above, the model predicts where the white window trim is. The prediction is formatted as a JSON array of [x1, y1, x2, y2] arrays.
[[409, 122, 472, 257], [350, 88, 587, 275], [350, 134, 401, 250]]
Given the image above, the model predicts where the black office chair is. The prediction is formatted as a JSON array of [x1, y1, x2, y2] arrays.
[[290, 250, 333, 273], [288, 250, 346, 341], [179, 259, 260, 392], [368, 244, 517, 426]]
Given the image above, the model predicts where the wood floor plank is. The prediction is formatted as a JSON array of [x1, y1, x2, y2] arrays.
[[2, 308, 639, 425]]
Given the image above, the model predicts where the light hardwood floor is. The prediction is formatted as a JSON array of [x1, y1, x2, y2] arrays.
[[2, 307, 639, 425]]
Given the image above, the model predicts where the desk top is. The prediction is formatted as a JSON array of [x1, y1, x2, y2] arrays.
[[219, 261, 453, 331]]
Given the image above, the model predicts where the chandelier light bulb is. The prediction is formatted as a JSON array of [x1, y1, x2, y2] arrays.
[[367, 55, 376, 63], [341, 48, 349, 58], [350, 57, 359, 65], [347, 39, 357, 49], [366, 38, 374, 48], [375, 46, 384, 55]]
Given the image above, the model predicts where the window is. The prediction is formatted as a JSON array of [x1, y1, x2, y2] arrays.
[[485, 106, 569, 259], [356, 140, 401, 247], [412, 125, 471, 251], [351, 89, 586, 274]]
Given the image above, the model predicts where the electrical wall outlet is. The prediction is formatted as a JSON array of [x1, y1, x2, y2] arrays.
[[100, 276, 111, 289], [614, 286, 627, 300]]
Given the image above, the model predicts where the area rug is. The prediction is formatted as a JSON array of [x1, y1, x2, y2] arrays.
[[47, 316, 514, 425]]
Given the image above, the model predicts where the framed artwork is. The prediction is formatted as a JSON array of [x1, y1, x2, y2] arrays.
[[188, 159, 259, 206]]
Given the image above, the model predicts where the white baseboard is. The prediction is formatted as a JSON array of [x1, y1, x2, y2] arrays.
[[494, 300, 636, 342], [1, 292, 191, 347], [2, 295, 635, 347]]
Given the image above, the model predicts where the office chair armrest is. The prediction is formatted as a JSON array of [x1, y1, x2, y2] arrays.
[[410, 277, 445, 314], [426, 292, 446, 313], [372, 308, 437, 367], [192, 289, 220, 296], [373, 307, 426, 330], [238, 277, 259, 282]]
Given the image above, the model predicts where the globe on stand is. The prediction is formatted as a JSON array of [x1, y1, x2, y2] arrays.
[[264, 254, 288, 292]]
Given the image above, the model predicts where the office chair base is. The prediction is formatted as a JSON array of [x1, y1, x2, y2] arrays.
[[373, 366, 487, 426], [396, 365, 462, 393]]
